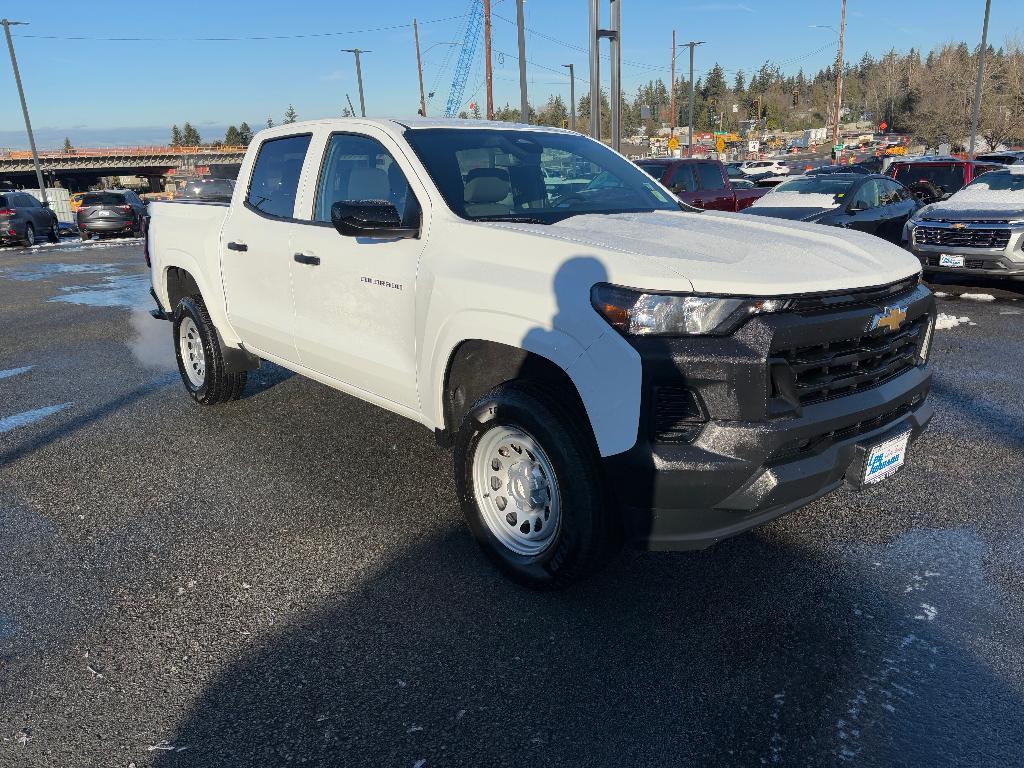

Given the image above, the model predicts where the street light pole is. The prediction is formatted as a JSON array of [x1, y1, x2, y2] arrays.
[[563, 64, 576, 130], [683, 40, 705, 154], [831, 0, 846, 151], [341, 48, 370, 117], [484, 0, 494, 120], [2, 19, 47, 204], [516, 0, 529, 123], [967, 0, 992, 160]]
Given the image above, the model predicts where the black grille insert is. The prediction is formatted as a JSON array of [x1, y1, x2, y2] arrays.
[[651, 386, 705, 442], [915, 226, 1010, 249], [772, 317, 927, 407]]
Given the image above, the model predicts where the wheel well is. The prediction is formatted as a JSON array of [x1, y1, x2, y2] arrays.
[[442, 340, 593, 440], [165, 266, 202, 310]]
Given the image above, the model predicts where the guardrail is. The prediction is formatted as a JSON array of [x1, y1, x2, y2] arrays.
[[0, 145, 247, 160]]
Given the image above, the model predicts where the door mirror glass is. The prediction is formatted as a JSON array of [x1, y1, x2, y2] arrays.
[[331, 200, 419, 239]]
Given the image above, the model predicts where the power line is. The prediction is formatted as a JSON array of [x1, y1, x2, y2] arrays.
[[11, 14, 467, 42]]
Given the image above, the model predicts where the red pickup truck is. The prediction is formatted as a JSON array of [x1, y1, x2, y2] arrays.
[[636, 158, 768, 211], [886, 157, 1002, 204]]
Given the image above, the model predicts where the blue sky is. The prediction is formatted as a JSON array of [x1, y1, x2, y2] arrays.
[[1, 0, 1020, 148]]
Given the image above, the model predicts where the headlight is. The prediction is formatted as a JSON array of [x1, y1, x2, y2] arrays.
[[591, 283, 790, 337]]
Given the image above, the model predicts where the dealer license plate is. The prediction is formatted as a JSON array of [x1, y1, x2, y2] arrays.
[[939, 254, 965, 267], [864, 431, 911, 485]]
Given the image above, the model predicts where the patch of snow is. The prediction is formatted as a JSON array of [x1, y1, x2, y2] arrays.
[[48, 274, 150, 309], [915, 603, 938, 621], [960, 293, 995, 302], [0, 365, 32, 380], [0, 403, 72, 433], [0, 263, 120, 281], [933, 291, 950, 298], [935, 313, 972, 329]]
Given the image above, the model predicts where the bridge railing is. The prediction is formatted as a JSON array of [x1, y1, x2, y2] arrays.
[[0, 145, 248, 160]]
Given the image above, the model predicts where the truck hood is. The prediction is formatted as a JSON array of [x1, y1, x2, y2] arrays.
[[507, 210, 919, 295], [921, 201, 1024, 222]]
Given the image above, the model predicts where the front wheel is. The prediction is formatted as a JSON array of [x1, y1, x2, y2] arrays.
[[21, 223, 34, 247], [454, 382, 617, 589], [173, 296, 247, 405], [48, 220, 59, 243]]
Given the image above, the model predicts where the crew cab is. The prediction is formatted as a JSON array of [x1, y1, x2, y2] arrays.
[[906, 165, 1024, 281], [147, 118, 936, 588], [635, 158, 768, 211]]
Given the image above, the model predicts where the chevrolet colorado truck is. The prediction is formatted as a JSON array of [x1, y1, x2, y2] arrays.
[[147, 119, 936, 588], [906, 165, 1024, 281]]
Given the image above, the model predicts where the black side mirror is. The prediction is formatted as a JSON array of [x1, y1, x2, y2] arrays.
[[331, 200, 419, 239], [40, 200, 50, 208]]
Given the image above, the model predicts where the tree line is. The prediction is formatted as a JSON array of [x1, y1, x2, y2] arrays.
[[168, 104, 301, 148], [486, 38, 1024, 151]]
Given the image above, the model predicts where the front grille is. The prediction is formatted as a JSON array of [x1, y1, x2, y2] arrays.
[[772, 317, 927, 407], [922, 254, 999, 270], [651, 386, 705, 442], [915, 225, 1010, 249]]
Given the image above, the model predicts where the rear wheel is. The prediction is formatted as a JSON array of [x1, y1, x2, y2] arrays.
[[454, 382, 616, 589], [21, 223, 34, 247], [48, 219, 59, 243], [173, 296, 247, 405]]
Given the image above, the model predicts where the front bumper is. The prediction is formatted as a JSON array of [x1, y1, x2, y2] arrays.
[[603, 280, 936, 551]]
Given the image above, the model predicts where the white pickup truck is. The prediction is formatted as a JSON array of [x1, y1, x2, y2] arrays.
[[147, 118, 936, 588]]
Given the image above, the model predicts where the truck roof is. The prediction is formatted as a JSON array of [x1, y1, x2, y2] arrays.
[[255, 116, 575, 136]]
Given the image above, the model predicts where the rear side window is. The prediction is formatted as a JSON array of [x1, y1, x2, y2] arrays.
[[246, 134, 312, 219], [81, 192, 126, 206], [696, 163, 725, 190], [668, 164, 697, 193]]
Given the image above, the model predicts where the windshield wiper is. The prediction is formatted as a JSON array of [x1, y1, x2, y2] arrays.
[[472, 215, 552, 224]]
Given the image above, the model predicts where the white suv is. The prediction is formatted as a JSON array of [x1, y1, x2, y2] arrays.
[[740, 160, 790, 177]]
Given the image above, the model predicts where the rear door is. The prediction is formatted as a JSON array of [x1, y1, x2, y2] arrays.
[[694, 162, 736, 210], [220, 132, 312, 361], [19, 194, 50, 231], [287, 127, 424, 408]]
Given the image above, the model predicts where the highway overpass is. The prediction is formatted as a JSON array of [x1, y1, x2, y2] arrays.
[[0, 145, 246, 191]]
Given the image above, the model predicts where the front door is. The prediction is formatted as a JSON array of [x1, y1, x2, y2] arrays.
[[288, 130, 423, 409], [220, 132, 312, 361], [694, 162, 737, 211], [667, 163, 701, 207]]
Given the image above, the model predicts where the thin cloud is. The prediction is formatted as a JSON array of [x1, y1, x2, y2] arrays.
[[321, 70, 348, 82]]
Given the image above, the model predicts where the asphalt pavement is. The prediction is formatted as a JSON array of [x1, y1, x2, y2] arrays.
[[1, 238, 1022, 767]]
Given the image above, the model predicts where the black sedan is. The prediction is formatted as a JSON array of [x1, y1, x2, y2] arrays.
[[76, 190, 148, 240], [740, 173, 920, 244]]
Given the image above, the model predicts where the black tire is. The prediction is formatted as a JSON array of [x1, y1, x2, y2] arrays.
[[21, 223, 34, 247], [453, 382, 617, 589], [48, 219, 59, 243], [173, 296, 247, 405]]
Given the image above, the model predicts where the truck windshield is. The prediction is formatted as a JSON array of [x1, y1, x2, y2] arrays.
[[403, 128, 679, 223], [892, 164, 966, 194]]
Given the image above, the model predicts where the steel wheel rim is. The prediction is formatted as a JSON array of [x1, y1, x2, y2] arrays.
[[178, 316, 206, 388], [25, 225, 33, 244], [472, 425, 561, 557]]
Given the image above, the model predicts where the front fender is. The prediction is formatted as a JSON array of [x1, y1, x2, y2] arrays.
[[425, 309, 641, 457]]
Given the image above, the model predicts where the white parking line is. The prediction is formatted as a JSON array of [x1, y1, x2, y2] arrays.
[[0, 403, 72, 434], [0, 366, 32, 380]]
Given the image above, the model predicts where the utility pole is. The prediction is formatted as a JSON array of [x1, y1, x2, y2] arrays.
[[341, 48, 369, 117], [413, 19, 426, 117], [483, 0, 494, 120], [670, 30, 676, 131], [967, 0, 992, 160], [516, 0, 529, 123], [588, 0, 601, 140], [563, 64, 576, 130], [831, 0, 846, 150], [682, 40, 705, 154], [2, 19, 47, 205], [608, 0, 621, 151]]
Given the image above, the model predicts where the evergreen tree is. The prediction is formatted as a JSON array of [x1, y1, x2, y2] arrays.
[[224, 125, 242, 146], [170, 124, 183, 147], [266, 116, 275, 129], [283, 104, 298, 124], [470, 102, 482, 119], [62, 137, 73, 153], [238, 122, 253, 145], [181, 123, 202, 146]]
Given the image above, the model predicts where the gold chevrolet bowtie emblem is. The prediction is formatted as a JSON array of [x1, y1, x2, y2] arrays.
[[872, 305, 907, 333], [950, 222, 968, 229]]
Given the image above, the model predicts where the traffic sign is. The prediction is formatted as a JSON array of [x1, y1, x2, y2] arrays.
[[667, 136, 679, 150], [715, 137, 725, 153]]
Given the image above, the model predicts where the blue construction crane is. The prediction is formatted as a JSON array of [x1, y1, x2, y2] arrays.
[[444, 0, 484, 118]]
